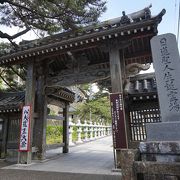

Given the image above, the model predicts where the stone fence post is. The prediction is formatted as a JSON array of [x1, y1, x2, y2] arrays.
[[97, 123, 101, 138], [68, 118, 112, 144], [76, 119, 83, 143], [83, 120, 89, 142], [89, 121, 94, 140], [94, 122, 97, 139], [69, 117, 75, 146]]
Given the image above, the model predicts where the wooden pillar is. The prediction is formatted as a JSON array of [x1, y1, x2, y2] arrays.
[[63, 104, 69, 153], [109, 48, 124, 92], [109, 42, 128, 167], [1, 117, 7, 158], [33, 62, 48, 160], [124, 97, 133, 148], [19, 61, 36, 164]]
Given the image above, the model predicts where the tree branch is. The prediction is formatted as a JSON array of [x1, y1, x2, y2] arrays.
[[0, 27, 30, 48], [6, 0, 64, 19], [0, 73, 18, 91], [9, 66, 25, 81], [0, 27, 30, 40]]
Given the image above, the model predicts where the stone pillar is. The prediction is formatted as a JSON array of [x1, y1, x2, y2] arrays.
[[147, 33, 180, 141], [69, 117, 75, 146], [76, 119, 83, 143], [89, 121, 94, 140], [97, 123, 101, 138], [137, 33, 180, 180], [100, 123, 103, 137], [94, 122, 97, 139], [108, 126, 111, 135], [103, 125, 106, 136], [83, 120, 89, 142]]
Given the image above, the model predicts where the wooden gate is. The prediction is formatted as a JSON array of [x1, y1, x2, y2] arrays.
[[0, 120, 4, 158]]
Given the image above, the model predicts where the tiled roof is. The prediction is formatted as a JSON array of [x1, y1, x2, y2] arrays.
[[0, 87, 75, 112], [126, 73, 158, 101], [45, 86, 75, 103], [0, 92, 24, 112], [0, 6, 166, 65], [128, 73, 157, 95]]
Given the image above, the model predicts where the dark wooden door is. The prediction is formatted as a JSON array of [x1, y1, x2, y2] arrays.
[[0, 120, 4, 158]]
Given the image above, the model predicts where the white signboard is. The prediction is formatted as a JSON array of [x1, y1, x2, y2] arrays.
[[151, 33, 180, 122], [19, 105, 31, 151]]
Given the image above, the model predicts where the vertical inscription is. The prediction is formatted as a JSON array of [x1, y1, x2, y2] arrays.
[[19, 106, 31, 152], [110, 93, 127, 149], [151, 33, 180, 122], [160, 38, 180, 112]]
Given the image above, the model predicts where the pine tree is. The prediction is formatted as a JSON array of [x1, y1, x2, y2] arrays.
[[0, 0, 106, 45]]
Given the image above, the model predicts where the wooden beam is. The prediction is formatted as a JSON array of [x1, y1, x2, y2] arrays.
[[47, 97, 66, 108], [47, 115, 64, 121], [125, 51, 151, 60], [0, 29, 155, 66], [47, 62, 110, 87]]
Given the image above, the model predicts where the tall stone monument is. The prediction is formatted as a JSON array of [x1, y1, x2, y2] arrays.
[[137, 33, 180, 179], [146, 33, 180, 141]]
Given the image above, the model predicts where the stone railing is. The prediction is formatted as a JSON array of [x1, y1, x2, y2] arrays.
[[69, 117, 112, 146]]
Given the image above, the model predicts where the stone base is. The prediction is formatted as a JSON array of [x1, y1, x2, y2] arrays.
[[138, 141, 180, 180], [6, 149, 18, 162], [146, 122, 180, 141], [139, 141, 180, 162], [119, 149, 139, 180]]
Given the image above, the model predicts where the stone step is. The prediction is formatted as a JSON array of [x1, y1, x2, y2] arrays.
[[0, 169, 121, 180]]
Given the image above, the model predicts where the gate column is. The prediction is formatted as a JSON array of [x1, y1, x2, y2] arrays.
[[108, 41, 129, 168], [19, 60, 36, 164], [33, 62, 48, 160]]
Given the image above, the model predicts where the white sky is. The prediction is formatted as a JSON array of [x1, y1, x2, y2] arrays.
[[1, 1, 179, 44], [1, 1, 178, 75]]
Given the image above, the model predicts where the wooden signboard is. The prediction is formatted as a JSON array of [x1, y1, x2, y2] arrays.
[[110, 93, 127, 149], [19, 105, 31, 152]]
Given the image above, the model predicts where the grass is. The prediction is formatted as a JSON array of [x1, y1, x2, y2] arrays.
[[46, 125, 63, 144], [46, 125, 80, 144]]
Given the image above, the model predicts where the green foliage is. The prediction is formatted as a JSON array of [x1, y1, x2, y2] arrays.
[[0, 0, 106, 35], [0, 42, 26, 91], [72, 126, 78, 142], [46, 124, 80, 144], [0, 42, 10, 50], [75, 83, 111, 124], [46, 125, 63, 144]]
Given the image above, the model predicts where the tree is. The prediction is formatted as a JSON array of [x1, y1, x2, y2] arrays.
[[0, 42, 26, 91], [74, 83, 111, 124], [0, 1, 106, 90], [0, 0, 106, 46]]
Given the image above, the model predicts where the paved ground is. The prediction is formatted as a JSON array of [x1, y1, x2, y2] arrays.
[[0, 160, 14, 168], [2, 136, 120, 177]]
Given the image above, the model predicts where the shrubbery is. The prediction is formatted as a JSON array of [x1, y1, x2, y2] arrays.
[[46, 125, 63, 144]]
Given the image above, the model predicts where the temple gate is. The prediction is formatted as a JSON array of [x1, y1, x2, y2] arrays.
[[0, 6, 165, 165]]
